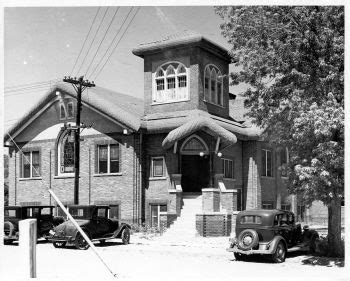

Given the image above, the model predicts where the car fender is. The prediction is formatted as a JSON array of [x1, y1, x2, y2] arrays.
[[73, 227, 90, 240], [113, 223, 131, 238], [268, 235, 287, 253]]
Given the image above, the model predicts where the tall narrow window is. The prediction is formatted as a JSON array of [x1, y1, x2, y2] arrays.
[[60, 104, 66, 119], [210, 69, 217, 103], [204, 64, 224, 106], [222, 158, 234, 179], [22, 151, 40, 178], [67, 102, 74, 118], [151, 157, 165, 177], [280, 148, 289, 177], [204, 68, 210, 101], [166, 65, 176, 89], [178, 65, 187, 88], [98, 143, 120, 174], [262, 149, 273, 177], [155, 68, 165, 91], [63, 138, 75, 173]]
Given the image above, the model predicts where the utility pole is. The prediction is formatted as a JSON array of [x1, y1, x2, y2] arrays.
[[63, 76, 95, 205]]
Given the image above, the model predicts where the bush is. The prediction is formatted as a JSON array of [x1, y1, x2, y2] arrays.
[[130, 223, 166, 239], [316, 236, 344, 258]]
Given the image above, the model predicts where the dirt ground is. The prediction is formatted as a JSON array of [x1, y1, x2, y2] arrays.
[[0, 234, 347, 281]]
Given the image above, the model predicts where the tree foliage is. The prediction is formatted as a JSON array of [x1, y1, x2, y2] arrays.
[[215, 6, 344, 205]]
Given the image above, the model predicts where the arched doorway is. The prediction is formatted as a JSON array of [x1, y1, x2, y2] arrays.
[[180, 135, 210, 193]]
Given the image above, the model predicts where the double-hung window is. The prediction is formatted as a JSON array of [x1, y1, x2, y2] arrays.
[[151, 157, 165, 177], [22, 151, 40, 178], [261, 149, 273, 177], [222, 158, 234, 179], [150, 204, 167, 228], [98, 143, 120, 174]]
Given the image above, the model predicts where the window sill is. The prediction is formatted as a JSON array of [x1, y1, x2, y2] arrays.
[[261, 176, 274, 179], [223, 178, 236, 181], [54, 174, 76, 179], [19, 177, 43, 181], [151, 98, 190, 105], [93, 173, 123, 177], [203, 99, 225, 108], [149, 177, 167, 181]]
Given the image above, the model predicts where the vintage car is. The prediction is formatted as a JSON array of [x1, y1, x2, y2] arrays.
[[47, 205, 131, 250], [227, 209, 319, 263], [4, 205, 64, 244]]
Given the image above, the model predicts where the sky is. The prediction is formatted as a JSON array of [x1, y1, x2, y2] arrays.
[[3, 5, 246, 131]]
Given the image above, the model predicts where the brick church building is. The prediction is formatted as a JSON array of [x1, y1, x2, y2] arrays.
[[4, 31, 304, 235]]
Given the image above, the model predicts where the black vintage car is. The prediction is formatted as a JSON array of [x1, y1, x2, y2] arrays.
[[48, 205, 131, 250], [4, 205, 64, 244], [227, 209, 319, 263]]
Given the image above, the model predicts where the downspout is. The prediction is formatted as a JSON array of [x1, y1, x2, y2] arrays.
[[139, 132, 143, 224], [15, 150, 17, 205]]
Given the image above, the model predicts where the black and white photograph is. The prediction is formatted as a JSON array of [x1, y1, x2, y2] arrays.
[[0, 1, 348, 280]]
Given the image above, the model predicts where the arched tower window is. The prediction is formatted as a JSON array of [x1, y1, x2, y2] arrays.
[[204, 64, 224, 107], [153, 62, 189, 103]]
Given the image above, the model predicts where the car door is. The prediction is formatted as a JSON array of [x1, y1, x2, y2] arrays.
[[93, 207, 111, 237]]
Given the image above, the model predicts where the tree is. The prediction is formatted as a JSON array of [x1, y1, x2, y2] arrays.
[[215, 6, 344, 257]]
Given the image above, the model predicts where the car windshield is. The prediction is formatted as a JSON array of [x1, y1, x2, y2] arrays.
[[5, 209, 17, 217], [69, 208, 86, 219]]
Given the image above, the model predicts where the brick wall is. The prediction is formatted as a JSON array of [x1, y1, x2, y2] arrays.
[[8, 133, 140, 224], [142, 46, 230, 118], [196, 213, 231, 237]]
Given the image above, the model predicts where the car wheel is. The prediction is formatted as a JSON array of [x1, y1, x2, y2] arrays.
[[53, 241, 66, 248], [234, 252, 246, 261], [4, 240, 13, 245], [75, 232, 90, 250], [121, 228, 130, 245], [271, 241, 286, 263]]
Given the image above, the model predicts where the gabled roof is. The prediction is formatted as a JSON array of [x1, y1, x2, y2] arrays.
[[132, 30, 231, 62], [4, 82, 144, 142]]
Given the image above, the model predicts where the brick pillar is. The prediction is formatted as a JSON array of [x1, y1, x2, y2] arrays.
[[202, 188, 220, 212], [242, 141, 261, 209], [231, 211, 240, 236], [169, 174, 182, 216], [220, 190, 238, 213]]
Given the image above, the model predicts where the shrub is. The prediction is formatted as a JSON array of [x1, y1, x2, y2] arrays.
[[130, 223, 166, 239], [316, 236, 344, 258]]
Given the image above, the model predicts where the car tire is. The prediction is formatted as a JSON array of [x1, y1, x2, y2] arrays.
[[234, 252, 246, 261], [75, 231, 90, 250], [121, 228, 130, 245], [237, 229, 259, 251], [53, 241, 66, 248], [271, 241, 286, 263]]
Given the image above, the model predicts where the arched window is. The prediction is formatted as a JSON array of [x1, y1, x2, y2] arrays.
[[204, 67, 210, 101], [180, 135, 209, 155], [204, 64, 224, 106], [153, 62, 189, 103], [57, 128, 75, 175]]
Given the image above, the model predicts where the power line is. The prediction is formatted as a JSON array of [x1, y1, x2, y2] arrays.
[[84, 7, 120, 77], [88, 7, 134, 79], [70, 7, 101, 76], [75, 7, 110, 76], [5, 79, 60, 91], [5, 83, 55, 94], [93, 7, 140, 81]]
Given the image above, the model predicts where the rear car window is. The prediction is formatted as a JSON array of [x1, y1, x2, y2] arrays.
[[69, 208, 85, 218], [5, 209, 17, 217], [240, 215, 262, 224]]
